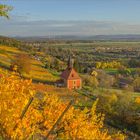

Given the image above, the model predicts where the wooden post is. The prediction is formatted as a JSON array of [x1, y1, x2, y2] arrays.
[[20, 97, 34, 120], [45, 100, 74, 139], [13, 97, 34, 131]]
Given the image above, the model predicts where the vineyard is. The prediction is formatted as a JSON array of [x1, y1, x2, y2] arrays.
[[0, 69, 125, 140], [0, 45, 58, 83]]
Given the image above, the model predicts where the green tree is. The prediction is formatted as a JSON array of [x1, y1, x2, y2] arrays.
[[82, 75, 99, 88], [0, 4, 12, 18], [73, 59, 80, 72], [53, 58, 60, 70], [133, 77, 140, 92], [97, 70, 115, 88], [44, 56, 52, 69]]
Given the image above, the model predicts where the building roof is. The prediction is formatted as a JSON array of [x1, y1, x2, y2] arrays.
[[61, 67, 81, 80], [119, 78, 133, 85]]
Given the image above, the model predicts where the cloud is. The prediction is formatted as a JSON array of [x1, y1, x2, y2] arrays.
[[1, 15, 140, 36]]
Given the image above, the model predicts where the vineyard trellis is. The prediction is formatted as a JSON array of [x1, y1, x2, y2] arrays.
[[1, 93, 74, 140], [13, 97, 34, 131], [45, 99, 74, 139]]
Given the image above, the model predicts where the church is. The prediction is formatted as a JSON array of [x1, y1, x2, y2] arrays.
[[60, 56, 82, 89]]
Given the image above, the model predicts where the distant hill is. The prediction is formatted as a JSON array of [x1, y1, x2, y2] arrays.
[[1, 34, 140, 43], [15, 34, 140, 42]]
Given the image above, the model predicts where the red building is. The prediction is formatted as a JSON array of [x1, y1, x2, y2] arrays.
[[60, 56, 82, 89]]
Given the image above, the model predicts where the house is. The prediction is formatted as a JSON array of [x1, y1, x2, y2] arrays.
[[60, 56, 82, 89], [119, 78, 133, 89]]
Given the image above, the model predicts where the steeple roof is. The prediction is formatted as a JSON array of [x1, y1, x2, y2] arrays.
[[61, 55, 81, 80], [61, 67, 81, 80]]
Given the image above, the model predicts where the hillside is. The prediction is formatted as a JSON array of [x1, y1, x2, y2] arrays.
[[0, 36, 21, 47], [0, 45, 59, 82], [0, 38, 140, 139]]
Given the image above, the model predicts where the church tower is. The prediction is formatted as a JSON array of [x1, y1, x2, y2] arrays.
[[60, 55, 82, 89], [67, 55, 74, 68]]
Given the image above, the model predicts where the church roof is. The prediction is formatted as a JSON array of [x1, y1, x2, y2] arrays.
[[61, 67, 81, 80]]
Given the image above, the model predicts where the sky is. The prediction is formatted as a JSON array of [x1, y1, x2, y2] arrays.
[[1, 0, 140, 37]]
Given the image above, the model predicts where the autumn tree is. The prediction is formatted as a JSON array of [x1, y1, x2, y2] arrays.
[[11, 53, 31, 75], [135, 97, 140, 105], [95, 61, 121, 69]]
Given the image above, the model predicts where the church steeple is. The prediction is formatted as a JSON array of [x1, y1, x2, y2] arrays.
[[67, 55, 74, 68], [61, 55, 82, 89]]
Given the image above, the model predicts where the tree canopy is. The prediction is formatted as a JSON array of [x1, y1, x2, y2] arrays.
[[0, 4, 12, 18]]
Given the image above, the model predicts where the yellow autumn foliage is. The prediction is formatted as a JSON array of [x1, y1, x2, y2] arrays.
[[0, 71, 125, 140], [135, 97, 140, 104]]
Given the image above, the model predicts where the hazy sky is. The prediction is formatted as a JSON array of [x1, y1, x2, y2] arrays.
[[1, 0, 140, 36]]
